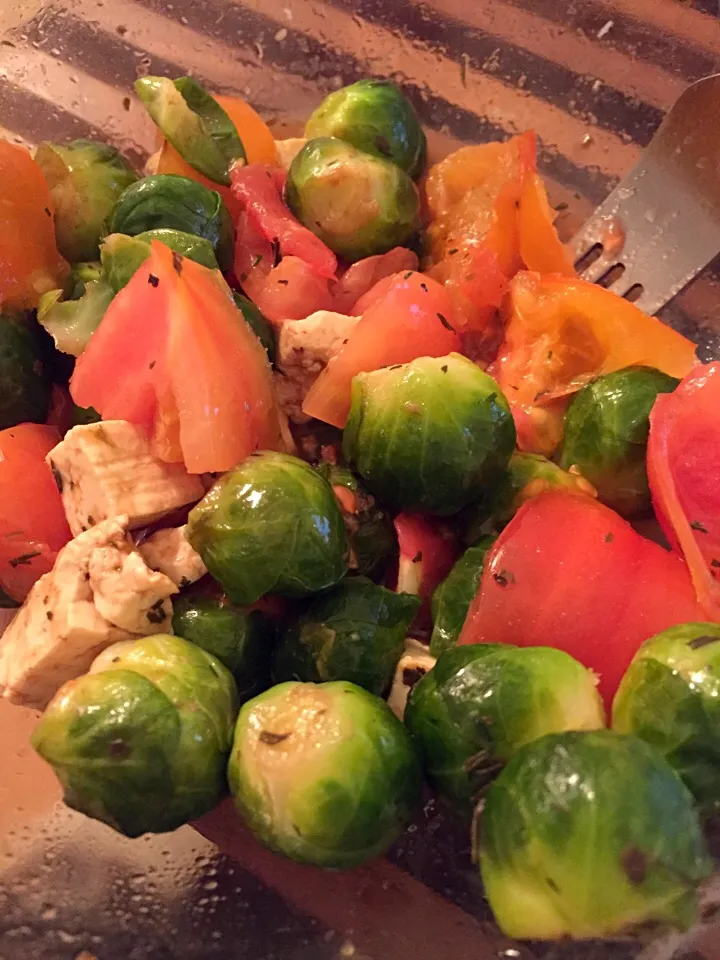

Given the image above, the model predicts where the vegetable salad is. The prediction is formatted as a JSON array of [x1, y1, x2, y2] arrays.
[[0, 74, 716, 942]]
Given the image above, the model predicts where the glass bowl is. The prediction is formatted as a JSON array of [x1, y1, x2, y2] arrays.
[[1, 2, 719, 957]]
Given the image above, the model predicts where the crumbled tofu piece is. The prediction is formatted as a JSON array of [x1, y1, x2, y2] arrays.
[[138, 526, 207, 588], [275, 137, 307, 172], [0, 517, 178, 709], [48, 421, 205, 537], [387, 639, 436, 720], [275, 311, 359, 423]]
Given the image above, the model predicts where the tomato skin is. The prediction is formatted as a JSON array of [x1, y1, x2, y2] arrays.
[[333, 248, 419, 314], [245, 256, 335, 328], [0, 424, 71, 601], [459, 491, 704, 706], [302, 271, 461, 428], [648, 362, 720, 618], [494, 272, 697, 409], [518, 172, 575, 276], [0, 142, 66, 309]]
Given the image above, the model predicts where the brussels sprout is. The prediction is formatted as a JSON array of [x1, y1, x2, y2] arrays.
[[64, 261, 102, 300], [187, 451, 349, 605], [559, 366, 679, 518], [0, 313, 51, 429], [304, 80, 427, 179], [406, 645, 604, 812], [429, 537, 495, 656], [232, 293, 276, 364], [478, 730, 712, 939], [273, 577, 419, 696], [101, 231, 219, 294], [286, 138, 420, 262], [35, 139, 138, 262], [107, 174, 234, 270], [228, 680, 421, 867], [31, 634, 238, 837], [172, 593, 276, 703], [136, 76, 246, 186], [343, 354, 515, 516], [315, 463, 397, 580], [461, 453, 597, 543], [38, 280, 115, 357], [70, 402, 101, 427], [613, 622, 720, 815]]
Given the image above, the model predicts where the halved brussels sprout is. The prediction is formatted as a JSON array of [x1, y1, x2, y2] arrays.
[[613, 622, 720, 815], [31, 634, 238, 837], [429, 537, 495, 656], [63, 261, 102, 300], [0, 312, 51, 429], [228, 680, 422, 868], [172, 593, 276, 704], [478, 730, 712, 939], [559, 366, 679, 518], [35, 139, 137, 262], [136, 76, 246, 186], [273, 577, 419, 696], [315, 463, 397, 580], [101, 231, 219, 293], [107, 174, 234, 270], [38, 281, 115, 357], [304, 79, 427, 179], [232, 293, 276, 364], [343, 354, 515, 516], [187, 451, 349, 605], [405, 645, 604, 813], [286, 138, 420, 261]]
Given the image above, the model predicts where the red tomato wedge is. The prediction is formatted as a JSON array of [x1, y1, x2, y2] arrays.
[[394, 513, 459, 633], [245, 256, 336, 328], [72, 242, 281, 473], [0, 424, 71, 601], [230, 164, 337, 279], [302, 271, 461, 428], [493, 272, 697, 408], [518, 173, 575, 276], [333, 248, 419, 314], [0, 142, 66, 310], [648, 362, 720, 619], [459, 491, 705, 706]]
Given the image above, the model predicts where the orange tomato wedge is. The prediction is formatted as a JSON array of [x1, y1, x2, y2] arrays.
[[518, 173, 575, 276], [0, 141, 66, 309]]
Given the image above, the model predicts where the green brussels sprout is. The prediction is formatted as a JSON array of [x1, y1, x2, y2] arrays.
[[228, 680, 422, 867], [187, 451, 349, 605], [304, 79, 427, 179], [63, 261, 102, 300], [406, 645, 604, 813], [0, 313, 51, 429], [558, 366, 679, 518], [107, 174, 234, 270], [478, 730, 712, 939], [273, 577, 419, 696], [343, 354, 515, 516], [315, 463, 397, 580], [38, 280, 115, 357], [429, 537, 495, 656], [286, 138, 420, 262], [232, 293, 276, 364], [101, 231, 219, 294], [172, 593, 276, 703], [613, 622, 720, 815], [31, 634, 238, 837], [136, 76, 246, 187], [35, 139, 138, 262]]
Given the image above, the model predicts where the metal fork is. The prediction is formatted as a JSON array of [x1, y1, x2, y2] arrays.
[[571, 73, 720, 315]]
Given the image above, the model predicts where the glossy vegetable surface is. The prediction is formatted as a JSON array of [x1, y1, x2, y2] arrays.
[[187, 452, 348, 604], [101, 230, 219, 293], [228, 680, 421, 868], [32, 635, 238, 837], [429, 537, 495, 656], [479, 730, 712, 938]]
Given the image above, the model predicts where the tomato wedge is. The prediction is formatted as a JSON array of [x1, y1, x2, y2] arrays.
[[72, 241, 281, 473], [0, 424, 71, 602], [394, 513, 459, 633], [333, 248, 419, 314], [0, 142, 66, 310], [518, 172, 575, 276], [459, 490, 704, 706], [302, 271, 461, 428], [647, 362, 720, 618], [493, 272, 697, 408]]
